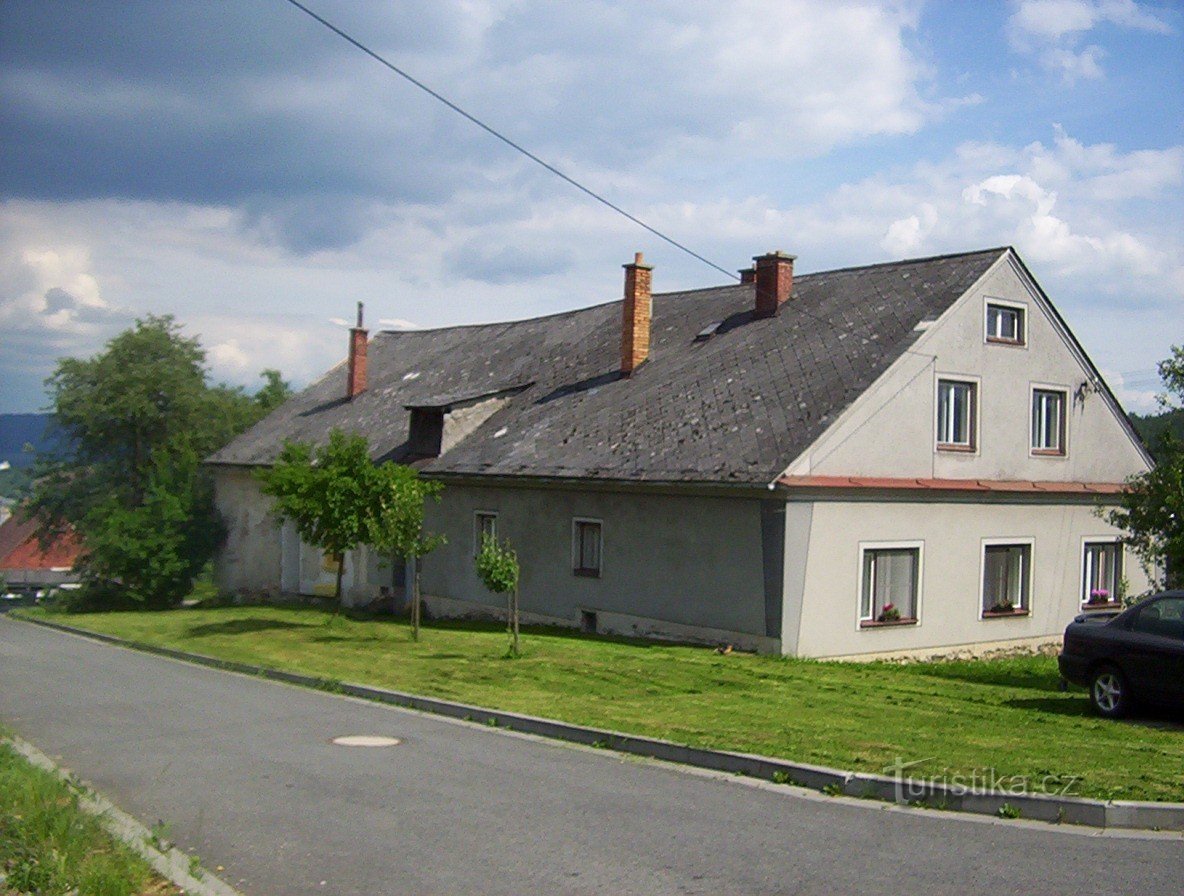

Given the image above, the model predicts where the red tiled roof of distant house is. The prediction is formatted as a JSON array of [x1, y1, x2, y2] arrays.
[[0, 513, 83, 570]]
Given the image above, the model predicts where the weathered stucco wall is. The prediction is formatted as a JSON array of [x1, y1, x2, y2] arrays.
[[420, 482, 777, 649], [788, 255, 1150, 482], [212, 467, 282, 595], [212, 467, 394, 606], [792, 495, 1153, 659]]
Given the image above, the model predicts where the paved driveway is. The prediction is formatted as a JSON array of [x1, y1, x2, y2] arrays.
[[1, 616, 1181, 896]]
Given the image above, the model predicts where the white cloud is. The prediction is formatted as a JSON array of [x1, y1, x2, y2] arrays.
[[1008, 0, 1173, 82]]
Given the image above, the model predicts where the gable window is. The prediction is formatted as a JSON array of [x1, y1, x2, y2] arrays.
[[1083, 541, 1122, 606], [1031, 388, 1067, 455], [982, 543, 1031, 616], [860, 545, 920, 627], [473, 511, 497, 555], [572, 519, 602, 577], [986, 302, 1025, 345], [937, 379, 976, 450]]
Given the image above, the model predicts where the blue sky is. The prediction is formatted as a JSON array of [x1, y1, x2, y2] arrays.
[[1, 0, 1180, 413]]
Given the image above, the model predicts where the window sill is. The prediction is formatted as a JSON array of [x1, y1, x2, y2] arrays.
[[1030, 449, 1066, 458], [573, 568, 601, 578], [982, 609, 1030, 619], [936, 443, 975, 453], [985, 337, 1025, 347], [860, 617, 918, 629]]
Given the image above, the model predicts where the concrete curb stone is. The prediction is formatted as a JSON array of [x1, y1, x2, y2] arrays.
[[5, 734, 245, 896]]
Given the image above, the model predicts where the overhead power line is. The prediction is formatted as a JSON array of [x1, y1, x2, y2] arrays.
[[281, 0, 737, 282], [278, 0, 915, 355]]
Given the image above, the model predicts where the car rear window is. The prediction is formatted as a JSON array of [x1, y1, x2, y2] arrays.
[[1131, 597, 1184, 640]]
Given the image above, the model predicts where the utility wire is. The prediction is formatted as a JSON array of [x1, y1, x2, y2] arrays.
[[279, 0, 933, 357], [281, 0, 736, 281]]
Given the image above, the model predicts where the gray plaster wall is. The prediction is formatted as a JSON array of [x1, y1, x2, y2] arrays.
[[420, 482, 773, 644], [785, 254, 1150, 482]]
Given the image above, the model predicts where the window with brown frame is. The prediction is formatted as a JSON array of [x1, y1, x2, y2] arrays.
[[572, 519, 602, 577]]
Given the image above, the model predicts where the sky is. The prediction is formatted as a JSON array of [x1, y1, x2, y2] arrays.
[[1, 0, 1181, 414]]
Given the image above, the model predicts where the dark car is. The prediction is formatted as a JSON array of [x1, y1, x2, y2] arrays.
[[1058, 590, 1184, 718]]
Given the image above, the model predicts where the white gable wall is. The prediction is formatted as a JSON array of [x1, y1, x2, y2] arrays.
[[786, 252, 1150, 482]]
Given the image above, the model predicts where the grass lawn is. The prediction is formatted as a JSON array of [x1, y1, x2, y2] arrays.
[[0, 741, 177, 896], [19, 604, 1184, 803]]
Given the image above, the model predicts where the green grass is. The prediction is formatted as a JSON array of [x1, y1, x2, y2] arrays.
[[0, 742, 176, 896], [20, 604, 1184, 803]]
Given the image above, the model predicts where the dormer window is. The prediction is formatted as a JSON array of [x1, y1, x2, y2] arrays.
[[985, 302, 1025, 345]]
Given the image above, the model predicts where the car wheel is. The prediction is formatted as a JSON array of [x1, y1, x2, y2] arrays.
[[1089, 665, 1130, 719]]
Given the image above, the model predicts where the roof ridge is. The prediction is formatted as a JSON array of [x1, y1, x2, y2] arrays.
[[795, 246, 1011, 279], [377, 298, 618, 336]]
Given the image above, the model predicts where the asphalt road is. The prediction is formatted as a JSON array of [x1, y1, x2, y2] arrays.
[[1, 616, 1181, 896]]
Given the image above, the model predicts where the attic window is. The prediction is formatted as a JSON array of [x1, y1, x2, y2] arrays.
[[985, 302, 1025, 346], [695, 322, 723, 342], [407, 407, 444, 458]]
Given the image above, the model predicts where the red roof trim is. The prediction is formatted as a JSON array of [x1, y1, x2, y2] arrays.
[[776, 475, 1126, 495]]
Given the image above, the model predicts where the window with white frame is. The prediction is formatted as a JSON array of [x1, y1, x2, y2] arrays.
[[572, 519, 602, 577], [937, 379, 976, 450], [986, 302, 1025, 345], [473, 511, 497, 555], [860, 546, 919, 625], [1083, 541, 1122, 605], [982, 543, 1030, 615], [1031, 388, 1066, 454]]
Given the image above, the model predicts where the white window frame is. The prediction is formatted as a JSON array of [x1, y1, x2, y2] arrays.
[[935, 376, 979, 452], [473, 510, 498, 555], [572, 517, 603, 578], [1030, 385, 1068, 456], [857, 540, 923, 629], [1081, 537, 1123, 606], [984, 299, 1027, 346], [979, 537, 1034, 618]]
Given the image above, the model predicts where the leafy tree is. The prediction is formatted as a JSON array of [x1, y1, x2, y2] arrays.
[[476, 533, 521, 656], [370, 464, 445, 640], [255, 369, 293, 413], [28, 315, 267, 607], [1107, 346, 1184, 589], [255, 429, 380, 610]]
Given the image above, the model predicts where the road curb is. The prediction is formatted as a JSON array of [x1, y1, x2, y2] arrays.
[[15, 612, 1184, 834], [4, 734, 245, 896]]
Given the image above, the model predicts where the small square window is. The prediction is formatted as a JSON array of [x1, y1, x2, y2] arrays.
[[937, 379, 976, 450], [1083, 542, 1122, 605], [986, 303, 1025, 345], [1031, 389, 1066, 454], [860, 547, 919, 625], [982, 544, 1030, 615], [573, 519, 602, 577], [474, 511, 497, 555]]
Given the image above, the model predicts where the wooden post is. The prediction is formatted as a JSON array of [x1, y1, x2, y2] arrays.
[[409, 552, 420, 641]]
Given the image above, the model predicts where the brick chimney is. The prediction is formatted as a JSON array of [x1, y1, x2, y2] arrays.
[[753, 250, 796, 318], [621, 252, 653, 375], [347, 301, 368, 399], [738, 266, 756, 284]]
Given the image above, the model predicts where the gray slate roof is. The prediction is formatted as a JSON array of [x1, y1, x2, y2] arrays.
[[208, 247, 1007, 485]]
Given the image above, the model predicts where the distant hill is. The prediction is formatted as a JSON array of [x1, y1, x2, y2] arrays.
[[0, 413, 60, 469], [1129, 408, 1184, 461]]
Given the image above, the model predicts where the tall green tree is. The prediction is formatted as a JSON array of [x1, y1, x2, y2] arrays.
[[29, 315, 270, 607], [371, 465, 445, 640], [1107, 346, 1184, 589]]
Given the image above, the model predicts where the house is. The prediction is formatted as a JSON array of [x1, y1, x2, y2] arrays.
[[0, 511, 82, 593], [208, 246, 1154, 659]]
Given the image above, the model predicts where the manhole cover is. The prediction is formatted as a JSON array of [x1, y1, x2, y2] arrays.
[[332, 735, 402, 747]]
